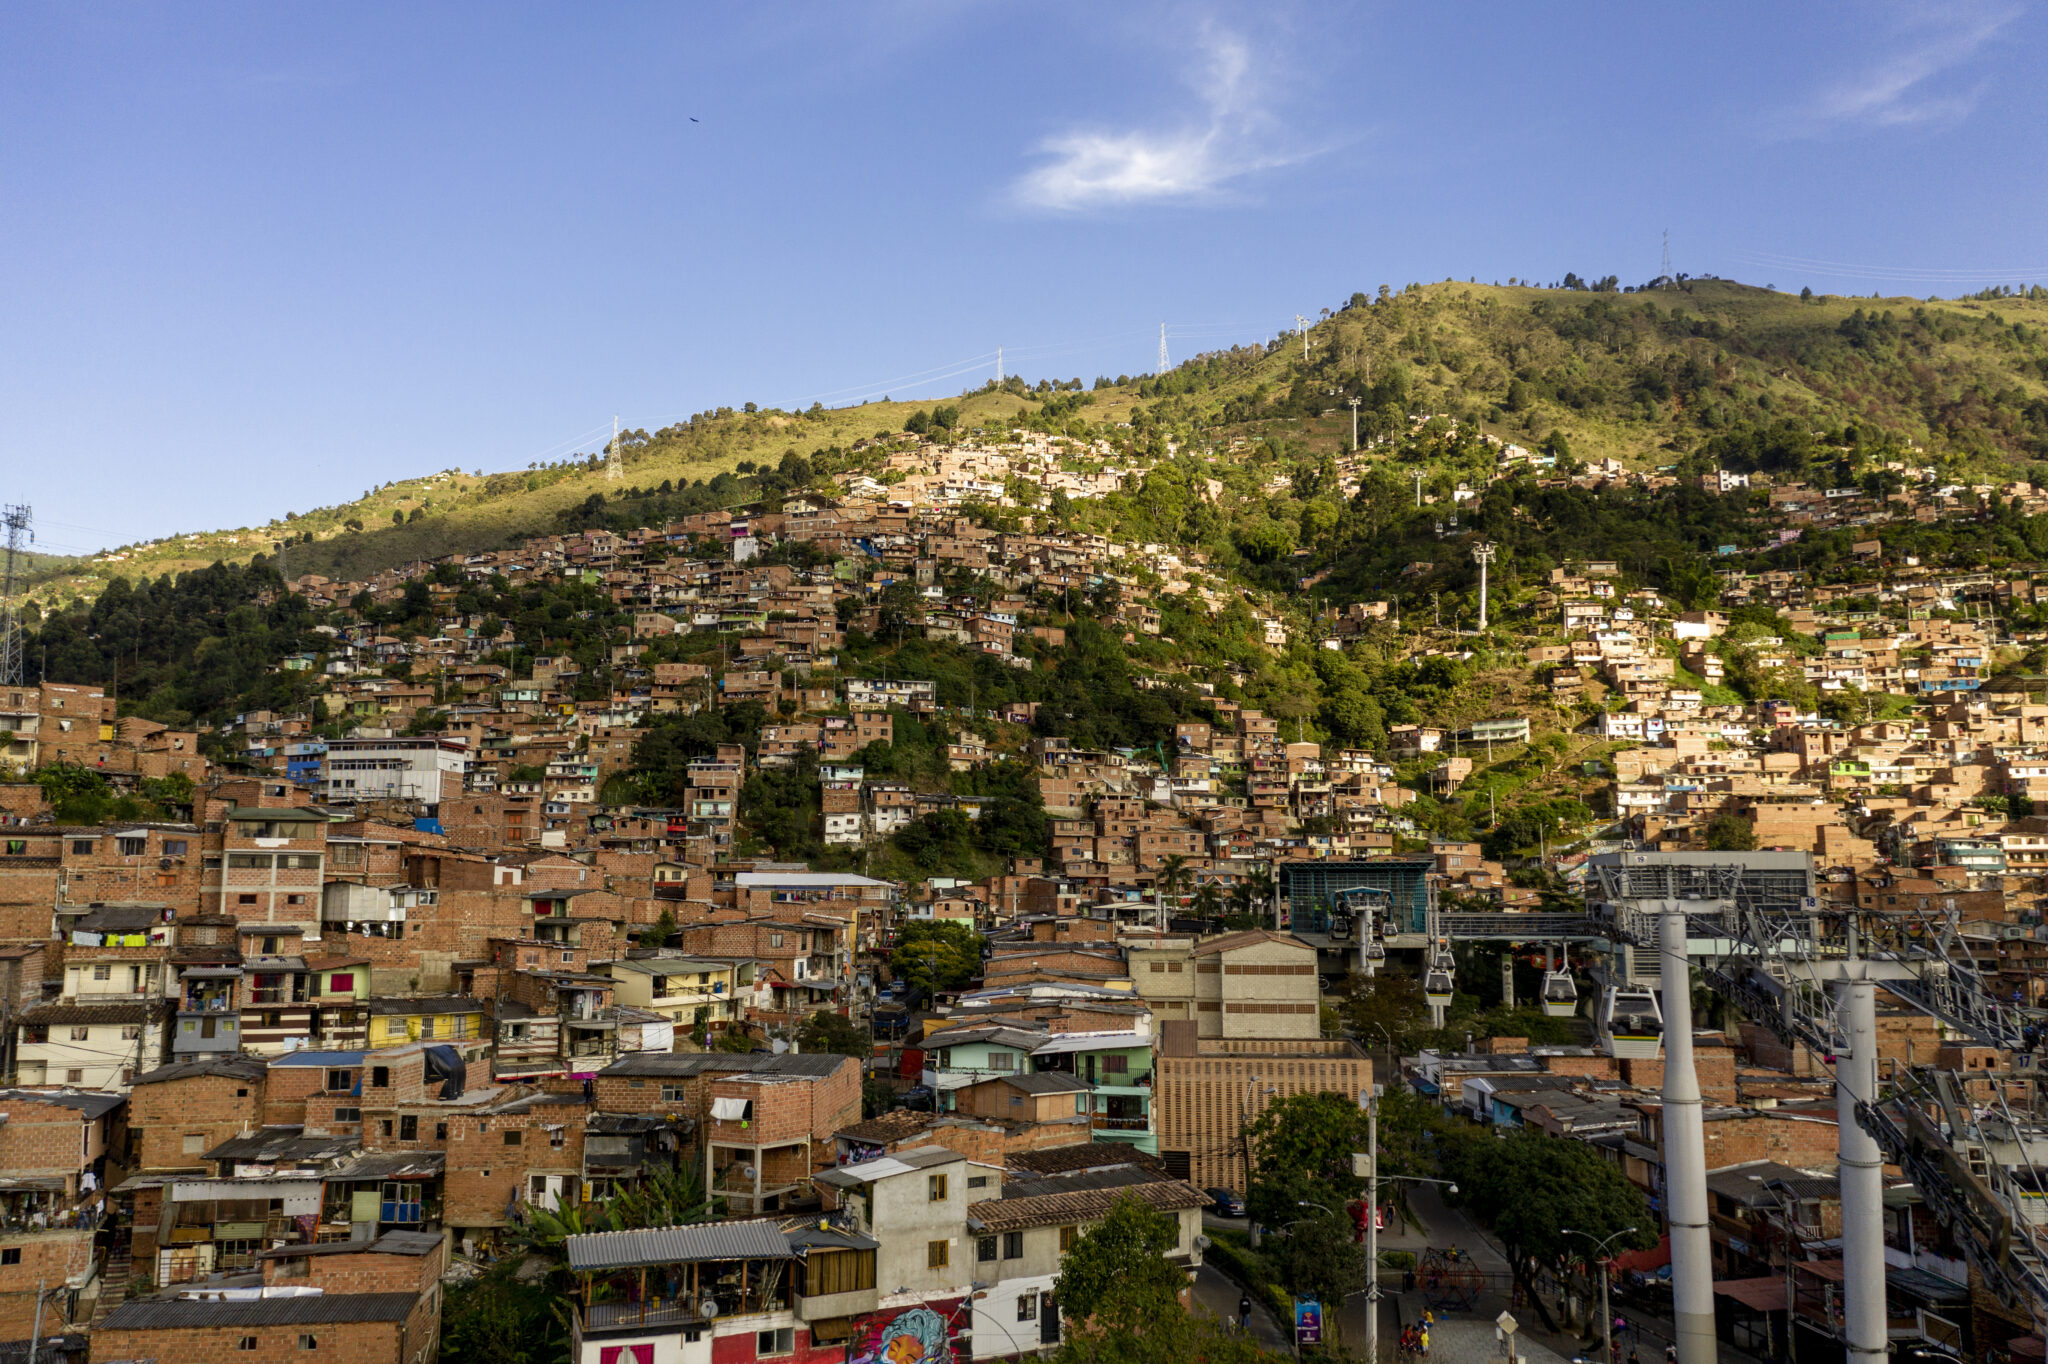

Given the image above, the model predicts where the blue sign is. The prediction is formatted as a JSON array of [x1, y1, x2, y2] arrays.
[[1294, 1300, 1323, 1346]]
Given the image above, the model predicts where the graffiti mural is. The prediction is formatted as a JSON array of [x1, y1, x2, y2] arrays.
[[849, 1304, 955, 1364]]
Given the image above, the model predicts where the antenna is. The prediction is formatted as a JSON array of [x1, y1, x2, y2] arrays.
[[1661, 229, 1672, 283], [0, 504, 30, 687], [1157, 324, 1168, 375], [607, 416, 622, 481], [1294, 314, 1309, 359], [996, 347, 1002, 384]]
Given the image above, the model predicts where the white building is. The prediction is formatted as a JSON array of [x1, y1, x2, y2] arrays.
[[321, 735, 470, 808]]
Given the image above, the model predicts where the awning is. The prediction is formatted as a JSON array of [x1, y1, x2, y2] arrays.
[[1613, 1234, 1671, 1273], [1714, 1277, 1789, 1314], [710, 1097, 753, 1122]]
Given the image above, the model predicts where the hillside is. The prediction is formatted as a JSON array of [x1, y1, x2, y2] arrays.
[[23, 276, 2048, 616]]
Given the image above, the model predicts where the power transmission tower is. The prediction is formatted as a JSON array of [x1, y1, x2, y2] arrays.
[[1412, 470, 1424, 507], [0, 505, 30, 687], [1661, 229, 1672, 283], [1157, 324, 1168, 375], [1294, 314, 1309, 359], [606, 416, 622, 481], [1472, 541, 1496, 632]]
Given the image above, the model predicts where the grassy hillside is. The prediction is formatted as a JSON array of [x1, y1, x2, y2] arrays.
[[26, 278, 2048, 609]]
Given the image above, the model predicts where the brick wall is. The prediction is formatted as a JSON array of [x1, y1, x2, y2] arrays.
[[90, 1311, 428, 1364], [1701, 1111, 1840, 1168], [0, 1231, 94, 1337], [131, 1072, 263, 1171], [439, 1106, 585, 1229]]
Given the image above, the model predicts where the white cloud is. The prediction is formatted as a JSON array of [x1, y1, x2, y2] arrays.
[[1008, 26, 1304, 212], [1783, 4, 2015, 135]]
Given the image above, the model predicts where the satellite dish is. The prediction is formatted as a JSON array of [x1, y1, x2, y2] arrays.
[[700, 1299, 721, 1320], [1194, 1234, 1212, 1251]]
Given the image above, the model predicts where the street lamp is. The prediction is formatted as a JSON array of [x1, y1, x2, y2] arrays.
[[1241, 1078, 1277, 1247], [1562, 1226, 1637, 1364]]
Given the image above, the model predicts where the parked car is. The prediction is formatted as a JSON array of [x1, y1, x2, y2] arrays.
[[1205, 1187, 1246, 1217]]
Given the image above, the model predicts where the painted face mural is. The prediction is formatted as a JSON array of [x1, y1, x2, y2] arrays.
[[854, 1306, 952, 1364]]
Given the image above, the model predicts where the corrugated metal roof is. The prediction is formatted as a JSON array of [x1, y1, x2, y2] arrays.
[[99, 1292, 418, 1329], [566, 1218, 794, 1271], [600, 1051, 848, 1078]]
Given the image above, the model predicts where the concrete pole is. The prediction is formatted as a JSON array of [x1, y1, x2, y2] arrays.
[[1657, 908, 1715, 1364], [1366, 1094, 1380, 1364], [1835, 976, 1887, 1364]]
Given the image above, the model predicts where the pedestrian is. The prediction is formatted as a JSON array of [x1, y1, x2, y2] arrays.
[[1629, 1348, 1640, 1364], [1420, 1326, 1430, 1356], [1240, 1294, 1252, 1325], [1664, 1346, 1677, 1364]]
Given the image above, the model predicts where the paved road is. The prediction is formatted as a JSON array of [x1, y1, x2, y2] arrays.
[[1190, 1259, 1290, 1351]]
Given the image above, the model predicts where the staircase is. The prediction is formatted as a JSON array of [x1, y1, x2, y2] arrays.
[[89, 1246, 133, 1327]]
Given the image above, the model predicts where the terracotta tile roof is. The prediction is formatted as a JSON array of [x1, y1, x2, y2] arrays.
[[964, 1177, 1208, 1233]]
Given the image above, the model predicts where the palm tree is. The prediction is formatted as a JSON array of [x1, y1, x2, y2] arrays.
[[1194, 881, 1223, 928], [1156, 854, 1190, 931]]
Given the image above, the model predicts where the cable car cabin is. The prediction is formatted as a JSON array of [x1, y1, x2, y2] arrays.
[[1365, 938, 1387, 963], [1540, 970, 1578, 1019], [1429, 942, 1456, 972], [1599, 985, 1664, 1059], [1423, 969, 1455, 1007]]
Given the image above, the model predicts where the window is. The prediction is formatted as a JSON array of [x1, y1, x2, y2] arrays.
[[69, 1027, 89, 1041], [238, 894, 257, 906], [400, 1115, 418, 1141], [371, 1066, 390, 1088], [806, 1248, 875, 1295], [92, 964, 111, 981], [928, 1173, 948, 1202], [550, 1127, 566, 1148], [326, 1068, 353, 1092], [163, 839, 187, 857], [122, 1025, 140, 1041], [237, 1338, 258, 1351], [299, 1335, 318, 1350], [976, 1234, 997, 1261], [927, 1240, 949, 1269], [1059, 1225, 1078, 1252], [988, 1052, 1013, 1071], [757, 1329, 795, 1357], [1017, 1291, 1039, 1322], [1102, 1055, 1129, 1074], [967, 1175, 990, 1189], [770, 933, 784, 948], [435, 1122, 448, 1141], [380, 1120, 395, 1138], [118, 837, 146, 857], [65, 1069, 82, 1084], [504, 1130, 522, 1146], [71, 839, 93, 856], [1, 1248, 21, 1266], [334, 1107, 360, 1122], [1003, 1231, 1024, 1260]]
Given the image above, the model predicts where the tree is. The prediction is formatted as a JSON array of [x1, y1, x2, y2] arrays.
[[891, 921, 983, 994], [1243, 1091, 1373, 1225], [1051, 1194, 1190, 1333], [1704, 809, 1758, 851], [1448, 1131, 1652, 1326], [1265, 1195, 1367, 1335], [640, 908, 678, 950], [796, 1009, 870, 1058]]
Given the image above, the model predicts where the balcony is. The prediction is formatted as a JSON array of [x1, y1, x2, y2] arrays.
[[1091, 1115, 1151, 1131]]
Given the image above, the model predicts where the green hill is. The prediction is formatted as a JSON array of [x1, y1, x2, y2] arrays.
[[24, 277, 2048, 613]]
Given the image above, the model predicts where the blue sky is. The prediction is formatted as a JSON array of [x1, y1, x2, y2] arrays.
[[3, 1, 2045, 551]]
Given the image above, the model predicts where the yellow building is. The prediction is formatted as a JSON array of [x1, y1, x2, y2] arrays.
[[607, 955, 755, 1032], [365, 995, 487, 1048]]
